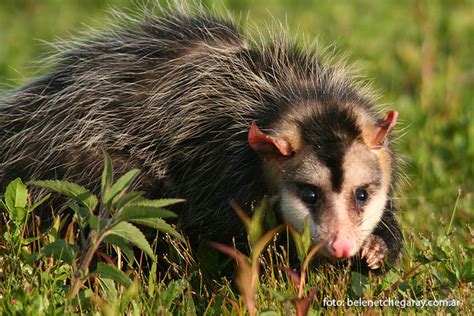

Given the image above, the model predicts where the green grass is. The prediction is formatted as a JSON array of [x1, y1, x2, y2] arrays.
[[0, 0, 472, 314]]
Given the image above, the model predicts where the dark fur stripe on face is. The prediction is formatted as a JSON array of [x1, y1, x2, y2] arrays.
[[300, 106, 361, 192]]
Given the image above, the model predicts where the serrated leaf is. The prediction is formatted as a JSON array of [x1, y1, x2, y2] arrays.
[[29, 180, 98, 212], [114, 191, 145, 210], [128, 198, 184, 209], [41, 239, 78, 265], [106, 221, 155, 260], [96, 262, 133, 288], [130, 218, 183, 242], [104, 169, 140, 206], [101, 150, 114, 199], [120, 205, 177, 222]]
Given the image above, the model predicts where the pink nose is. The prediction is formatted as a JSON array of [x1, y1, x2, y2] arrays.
[[330, 237, 354, 259]]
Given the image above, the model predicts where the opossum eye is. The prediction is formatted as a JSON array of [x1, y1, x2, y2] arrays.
[[299, 186, 322, 205], [355, 188, 369, 203]]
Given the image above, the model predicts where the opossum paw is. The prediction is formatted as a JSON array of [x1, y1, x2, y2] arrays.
[[360, 235, 388, 270]]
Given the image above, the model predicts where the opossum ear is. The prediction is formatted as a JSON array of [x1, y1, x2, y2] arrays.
[[248, 122, 294, 159], [370, 111, 398, 150]]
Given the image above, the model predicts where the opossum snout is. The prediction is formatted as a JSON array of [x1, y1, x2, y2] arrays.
[[328, 235, 356, 259]]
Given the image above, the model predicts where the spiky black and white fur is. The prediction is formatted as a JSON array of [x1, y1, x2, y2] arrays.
[[0, 7, 402, 269]]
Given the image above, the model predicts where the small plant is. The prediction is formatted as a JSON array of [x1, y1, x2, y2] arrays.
[[281, 222, 324, 315], [0, 150, 184, 311], [1, 177, 50, 254], [211, 198, 283, 316], [32, 151, 184, 299]]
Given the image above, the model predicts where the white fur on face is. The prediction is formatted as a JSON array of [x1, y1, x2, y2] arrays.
[[279, 186, 318, 238], [277, 142, 390, 260], [357, 187, 387, 246], [342, 143, 389, 249]]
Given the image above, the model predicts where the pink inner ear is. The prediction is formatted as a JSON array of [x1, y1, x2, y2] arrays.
[[371, 111, 398, 149], [248, 122, 293, 159]]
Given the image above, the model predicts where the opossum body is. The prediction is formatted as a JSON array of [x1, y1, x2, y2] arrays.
[[0, 9, 402, 269]]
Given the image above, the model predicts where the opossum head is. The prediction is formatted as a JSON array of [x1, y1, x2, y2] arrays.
[[249, 106, 397, 260]]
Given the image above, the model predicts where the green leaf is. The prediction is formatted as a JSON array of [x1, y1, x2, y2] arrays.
[[96, 262, 133, 288], [41, 239, 78, 265], [120, 205, 177, 222], [443, 265, 459, 285], [4, 178, 28, 223], [69, 203, 90, 221], [98, 278, 118, 304], [159, 279, 188, 309], [289, 226, 305, 264], [8, 207, 27, 224], [461, 261, 472, 280], [29, 180, 98, 212], [29, 193, 51, 212], [251, 225, 284, 264], [259, 310, 282, 316], [301, 218, 312, 255], [88, 215, 108, 232], [101, 150, 114, 199], [147, 260, 158, 296], [114, 191, 145, 210], [265, 286, 298, 302], [264, 203, 279, 229], [5, 178, 28, 210], [249, 198, 266, 247], [350, 271, 369, 298], [106, 221, 155, 260], [104, 169, 140, 206], [127, 198, 184, 209], [130, 218, 184, 242], [103, 235, 135, 263]]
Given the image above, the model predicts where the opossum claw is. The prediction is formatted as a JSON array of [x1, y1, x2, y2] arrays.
[[361, 234, 388, 269]]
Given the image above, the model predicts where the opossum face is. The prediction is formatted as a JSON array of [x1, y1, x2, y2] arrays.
[[278, 142, 390, 259], [249, 110, 397, 260]]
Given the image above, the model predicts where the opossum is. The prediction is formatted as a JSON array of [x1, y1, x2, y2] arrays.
[[0, 8, 402, 269]]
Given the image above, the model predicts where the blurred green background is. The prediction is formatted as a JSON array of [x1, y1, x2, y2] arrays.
[[0, 0, 472, 244]]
